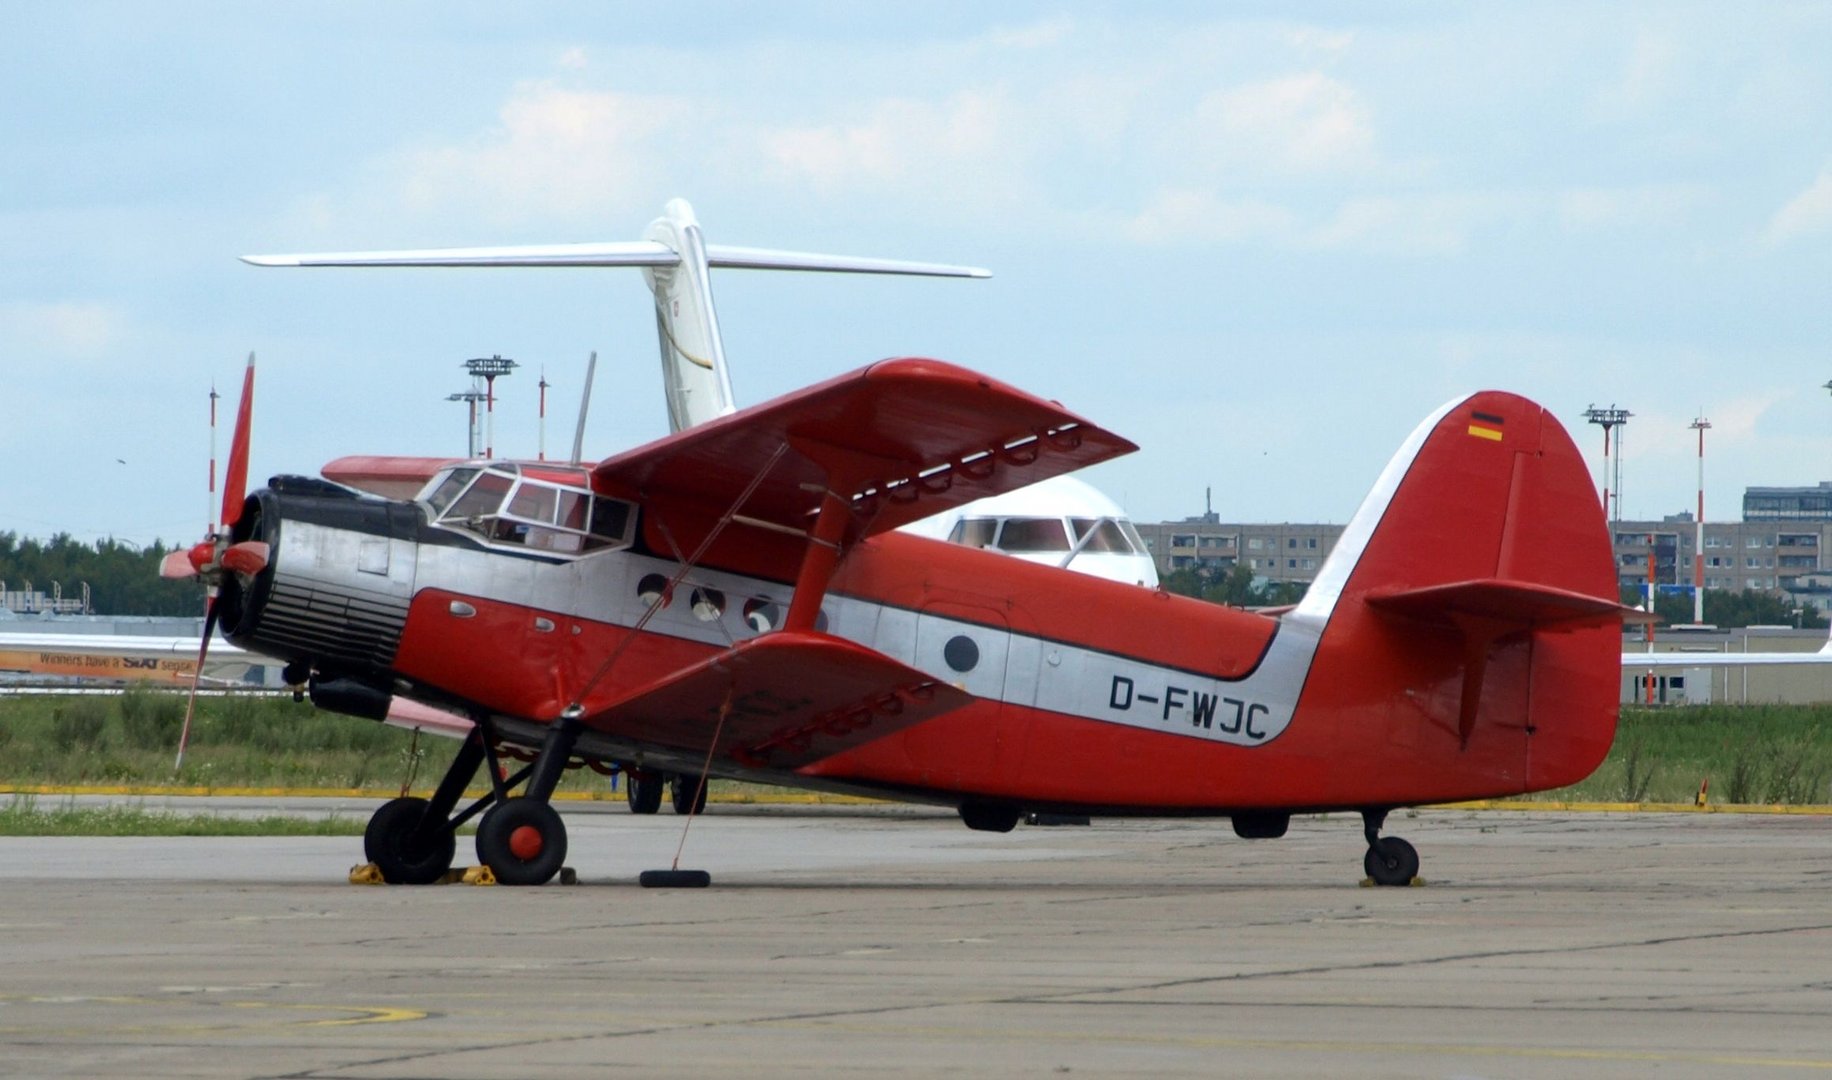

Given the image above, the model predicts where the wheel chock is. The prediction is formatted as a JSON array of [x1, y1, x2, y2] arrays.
[[559, 867, 578, 885], [1359, 876, 1428, 888], [640, 868, 712, 888], [461, 865, 498, 886], [348, 863, 385, 885]]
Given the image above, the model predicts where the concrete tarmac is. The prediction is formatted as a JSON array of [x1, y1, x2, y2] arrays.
[[2, 804, 1830, 1078]]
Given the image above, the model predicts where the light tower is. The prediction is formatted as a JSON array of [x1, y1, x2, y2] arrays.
[[1582, 405, 1632, 529], [538, 369, 550, 462], [207, 384, 221, 535], [1689, 414, 1711, 624], [463, 355, 518, 459], [446, 388, 486, 457]]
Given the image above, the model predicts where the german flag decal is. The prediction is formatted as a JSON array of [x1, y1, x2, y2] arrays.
[[1467, 410, 1504, 442]]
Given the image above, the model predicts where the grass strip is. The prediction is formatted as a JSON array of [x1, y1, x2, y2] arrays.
[[0, 795, 365, 837]]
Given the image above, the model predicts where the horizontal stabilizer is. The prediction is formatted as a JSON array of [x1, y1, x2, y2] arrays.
[[243, 242, 987, 278], [580, 630, 970, 770], [1366, 579, 1648, 631]]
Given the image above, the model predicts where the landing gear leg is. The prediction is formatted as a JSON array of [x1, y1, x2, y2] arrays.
[[477, 713, 581, 886], [362, 724, 488, 884], [1361, 808, 1420, 886]]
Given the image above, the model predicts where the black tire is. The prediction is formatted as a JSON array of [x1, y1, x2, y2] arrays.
[[476, 796, 568, 886], [1231, 812, 1290, 840], [639, 869, 712, 888], [626, 771, 663, 814], [671, 774, 709, 815], [958, 801, 1021, 833], [1364, 835, 1420, 886], [363, 796, 455, 885]]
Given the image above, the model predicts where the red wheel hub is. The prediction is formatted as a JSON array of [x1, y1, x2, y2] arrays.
[[508, 824, 544, 860]]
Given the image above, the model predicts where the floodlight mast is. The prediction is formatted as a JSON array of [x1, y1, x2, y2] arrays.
[[1690, 415, 1711, 624], [447, 388, 485, 457], [1582, 405, 1632, 533], [464, 355, 518, 459]]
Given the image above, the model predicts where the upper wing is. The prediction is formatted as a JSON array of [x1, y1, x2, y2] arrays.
[[322, 456, 463, 499], [579, 630, 971, 770], [590, 357, 1135, 540]]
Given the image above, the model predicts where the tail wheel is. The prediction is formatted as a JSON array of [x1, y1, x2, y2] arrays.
[[1364, 836, 1419, 886], [477, 797, 568, 886], [363, 796, 455, 885], [626, 772, 663, 814], [671, 774, 709, 815], [958, 801, 1021, 833]]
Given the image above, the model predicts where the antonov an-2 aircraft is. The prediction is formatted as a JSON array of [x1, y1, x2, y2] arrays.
[[151, 202, 1649, 888]]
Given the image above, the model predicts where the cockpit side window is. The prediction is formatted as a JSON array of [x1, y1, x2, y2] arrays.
[[425, 464, 635, 557], [423, 468, 480, 515], [444, 471, 513, 523], [998, 517, 1071, 553], [507, 483, 558, 524]]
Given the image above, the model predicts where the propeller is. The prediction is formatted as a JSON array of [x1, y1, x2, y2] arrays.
[[166, 354, 263, 770]]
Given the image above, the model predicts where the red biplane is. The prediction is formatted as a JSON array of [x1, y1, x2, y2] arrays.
[[174, 358, 1626, 887], [168, 216, 1628, 888]]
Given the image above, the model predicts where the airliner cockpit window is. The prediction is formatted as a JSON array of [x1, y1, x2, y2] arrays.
[[1070, 517, 1135, 553], [949, 518, 1000, 548], [998, 517, 1071, 553]]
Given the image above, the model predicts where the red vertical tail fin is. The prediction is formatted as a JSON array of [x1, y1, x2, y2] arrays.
[[1291, 392, 1622, 801]]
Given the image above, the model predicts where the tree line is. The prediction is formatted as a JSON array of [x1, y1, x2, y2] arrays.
[[0, 532, 204, 617]]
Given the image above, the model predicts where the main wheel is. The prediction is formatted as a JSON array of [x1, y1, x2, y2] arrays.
[[958, 801, 1021, 833], [671, 774, 709, 815], [476, 796, 568, 886], [363, 796, 456, 885], [1364, 835, 1420, 886], [626, 771, 663, 814]]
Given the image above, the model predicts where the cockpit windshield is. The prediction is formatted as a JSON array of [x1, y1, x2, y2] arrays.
[[416, 463, 634, 555], [949, 514, 1145, 556]]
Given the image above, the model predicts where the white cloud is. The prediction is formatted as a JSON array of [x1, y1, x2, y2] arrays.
[[980, 18, 1074, 50], [1303, 194, 1506, 256], [0, 300, 127, 359], [1556, 184, 1706, 230], [1190, 73, 1376, 177], [1121, 188, 1295, 245], [760, 90, 1026, 200], [1764, 165, 1832, 246], [378, 81, 694, 226]]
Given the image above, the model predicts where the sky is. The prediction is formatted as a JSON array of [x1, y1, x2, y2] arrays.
[[5, 2, 1832, 549]]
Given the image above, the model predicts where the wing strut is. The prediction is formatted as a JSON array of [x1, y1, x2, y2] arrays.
[[785, 484, 856, 632], [567, 443, 790, 709]]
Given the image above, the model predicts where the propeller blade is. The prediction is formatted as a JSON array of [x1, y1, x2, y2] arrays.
[[221, 354, 255, 528], [174, 601, 219, 772], [160, 550, 197, 580], [221, 540, 270, 576]]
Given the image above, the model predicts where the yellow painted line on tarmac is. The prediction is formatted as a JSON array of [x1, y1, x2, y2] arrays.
[[4, 784, 1823, 813]]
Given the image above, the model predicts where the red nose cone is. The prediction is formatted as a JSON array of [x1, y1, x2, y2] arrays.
[[187, 541, 216, 572], [508, 825, 544, 861], [221, 541, 270, 576]]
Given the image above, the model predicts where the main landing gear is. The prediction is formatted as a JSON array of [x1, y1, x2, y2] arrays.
[[362, 713, 584, 886], [1361, 808, 1420, 887]]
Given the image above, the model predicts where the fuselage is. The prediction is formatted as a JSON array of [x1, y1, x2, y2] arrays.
[[218, 441, 1618, 816]]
